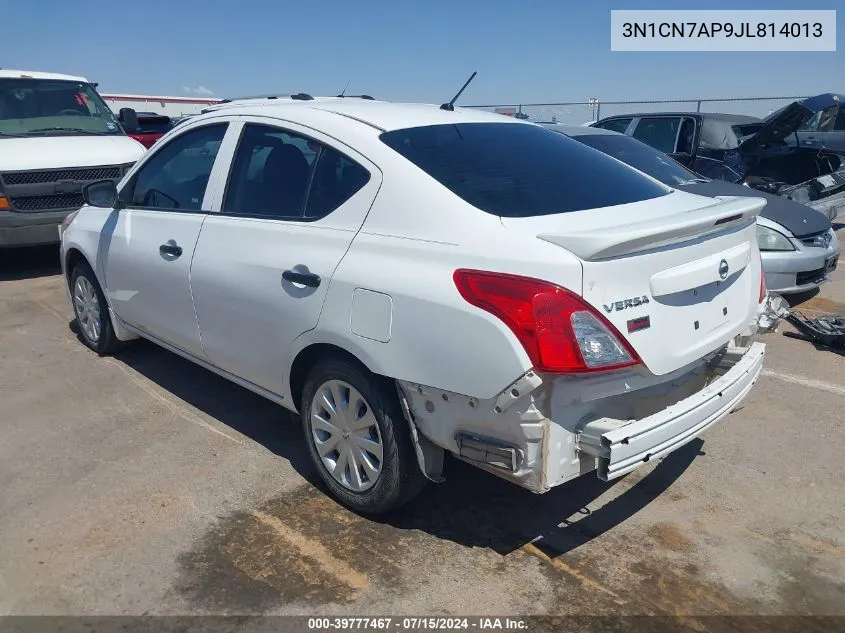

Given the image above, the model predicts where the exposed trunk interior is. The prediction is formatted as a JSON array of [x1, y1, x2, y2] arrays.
[[746, 148, 842, 185]]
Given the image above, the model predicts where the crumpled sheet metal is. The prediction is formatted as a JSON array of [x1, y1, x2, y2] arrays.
[[757, 292, 791, 333]]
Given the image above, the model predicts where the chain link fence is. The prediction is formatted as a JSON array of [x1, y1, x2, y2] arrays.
[[465, 96, 810, 126]]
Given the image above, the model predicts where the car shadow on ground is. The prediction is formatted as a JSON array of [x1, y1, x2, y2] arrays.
[[105, 337, 701, 557], [0, 245, 62, 281], [111, 338, 317, 477], [784, 288, 821, 308], [380, 440, 701, 556], [781, 329, 845, 358]]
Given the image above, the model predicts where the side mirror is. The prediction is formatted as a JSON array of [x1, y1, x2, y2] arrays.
[[83, 180, 119, 208], [119, 107, 138, 132]]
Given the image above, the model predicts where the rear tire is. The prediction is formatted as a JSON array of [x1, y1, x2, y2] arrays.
[[301, 357, 426, 514], [70, 262, 122, 355]]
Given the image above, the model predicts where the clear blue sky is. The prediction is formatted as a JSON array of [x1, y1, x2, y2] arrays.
[[2, 0, 841, 104]]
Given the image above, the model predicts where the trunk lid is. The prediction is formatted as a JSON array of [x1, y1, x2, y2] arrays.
[[501, 192, 765, 376]]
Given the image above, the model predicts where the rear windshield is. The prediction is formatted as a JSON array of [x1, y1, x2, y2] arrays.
[[379, 123, 668, 217]]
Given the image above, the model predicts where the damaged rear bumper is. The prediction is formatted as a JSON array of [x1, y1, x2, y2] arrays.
[[398, 342, 765, 493], [576, 342, 765, 480]]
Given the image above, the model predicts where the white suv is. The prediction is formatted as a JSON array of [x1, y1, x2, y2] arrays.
[[60, 101, 767, 513]]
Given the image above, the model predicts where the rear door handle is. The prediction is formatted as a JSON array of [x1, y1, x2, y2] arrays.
[[159, 242, 183, 258], [283, 269, 321, 288]]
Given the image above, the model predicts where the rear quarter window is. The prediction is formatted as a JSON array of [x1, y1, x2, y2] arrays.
[[379, 123, 668, 217]]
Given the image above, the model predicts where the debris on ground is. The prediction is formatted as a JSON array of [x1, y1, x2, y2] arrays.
[[784, 312, 845, 349]]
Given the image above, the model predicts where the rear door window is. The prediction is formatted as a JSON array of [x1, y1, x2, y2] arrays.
[[632, 117, 683, 153], [304, 146, 371, 219], [224, 125, 316, 219], [379, 122, 668, 217], [594, 118, 632, 133], [223, 123, 370, 220]]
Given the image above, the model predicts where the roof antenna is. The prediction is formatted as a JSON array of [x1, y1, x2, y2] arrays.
[[440, 71, 477, 111], [338, 80, 351, 98]]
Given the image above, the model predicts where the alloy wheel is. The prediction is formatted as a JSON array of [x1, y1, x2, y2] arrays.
[[73, 275, 101, 343]]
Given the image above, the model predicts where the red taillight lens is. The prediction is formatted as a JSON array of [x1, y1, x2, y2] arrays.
[[60, 210, 79, 235], [758, 253, 767, 303], [453, 269, 641, 373]]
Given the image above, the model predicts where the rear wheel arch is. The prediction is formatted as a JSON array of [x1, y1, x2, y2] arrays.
[[289, 343, 376, 413], [299, 353, 427, 513]]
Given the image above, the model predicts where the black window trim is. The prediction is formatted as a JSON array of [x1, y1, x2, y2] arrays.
[[673, 116, 697, 154], [120, 122, 229, 214], [218, 121, 372, 223], [594, 117, 633, 134], [630, 115, 693, 154]]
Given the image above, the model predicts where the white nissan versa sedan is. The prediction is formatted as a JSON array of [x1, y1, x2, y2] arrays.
[[60, 98, 768, 513]]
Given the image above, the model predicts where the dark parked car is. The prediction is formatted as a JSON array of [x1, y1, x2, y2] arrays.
[[591, 94, 845, 221], [796, 96, 845, 152], [117, 111, 174, 148]]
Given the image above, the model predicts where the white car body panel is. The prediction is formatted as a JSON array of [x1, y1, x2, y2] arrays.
[[191, 116, 385, 395], [103, 209, 207, 357], [60, 101, 767, 494]]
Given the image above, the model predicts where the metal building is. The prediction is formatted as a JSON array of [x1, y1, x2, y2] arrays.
[[101, 94, 222, 117]]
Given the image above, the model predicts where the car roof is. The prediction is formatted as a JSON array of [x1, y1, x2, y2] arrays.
[[197, 100, 527, 132], [598, 112, 761, 124], [0, 69, 88, 82], [202, 95, 373, 112]]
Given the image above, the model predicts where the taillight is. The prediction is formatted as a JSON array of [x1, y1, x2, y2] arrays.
[[453, 269, 641, 373], [60, 210, 80, 235], [758, 252, 767, 303]]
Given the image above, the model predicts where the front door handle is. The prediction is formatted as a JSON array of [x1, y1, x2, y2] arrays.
[[282, 269, 321, 288], [159, 242, 183, 258]]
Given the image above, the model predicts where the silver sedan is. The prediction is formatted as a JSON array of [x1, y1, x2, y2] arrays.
[[757, 216, 839, 294]]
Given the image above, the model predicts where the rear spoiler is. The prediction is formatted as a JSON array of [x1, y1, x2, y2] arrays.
[[537, 196, 766, 261]]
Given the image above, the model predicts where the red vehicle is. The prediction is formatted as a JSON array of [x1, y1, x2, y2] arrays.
[[118, 110, 174, 148]]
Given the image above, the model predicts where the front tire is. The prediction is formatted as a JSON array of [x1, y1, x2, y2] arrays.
[[70, 262, 121, 355], [301, 358, 426, 514]]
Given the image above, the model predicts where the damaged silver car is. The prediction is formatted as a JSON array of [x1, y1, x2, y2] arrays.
[[592, 94, 845, 221]]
